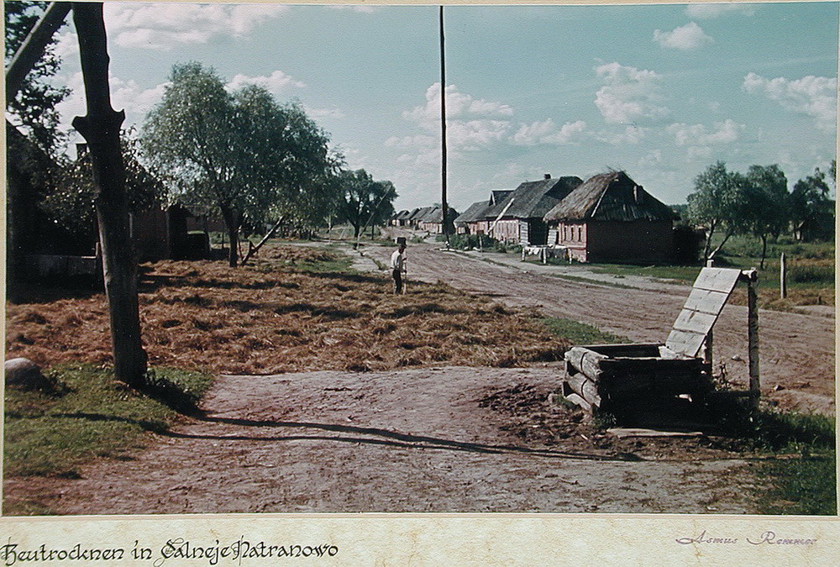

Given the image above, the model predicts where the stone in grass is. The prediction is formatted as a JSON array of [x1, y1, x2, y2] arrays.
[[4, 358, 51, 391]]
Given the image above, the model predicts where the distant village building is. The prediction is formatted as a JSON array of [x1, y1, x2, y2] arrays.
[[486, 174, 583, 245], [543, 171, 678, 263], [454, 190, 512, 235], [390, 209, 415, 227]]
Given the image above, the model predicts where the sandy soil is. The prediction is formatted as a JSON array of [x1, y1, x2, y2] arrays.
[[364, 237, 835, 417], [6, 366, 759, 514], [7, 237, 829, 515]]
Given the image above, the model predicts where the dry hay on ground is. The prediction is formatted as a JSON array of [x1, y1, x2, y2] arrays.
[[6, 246, 570, 375]]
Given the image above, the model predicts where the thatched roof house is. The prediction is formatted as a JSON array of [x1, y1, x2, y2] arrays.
[[543, 170, 678, 263], [413, 205, 459, 234], [488, 174, 583, 244], [407, 206, 434, 228], [454, 190, 512, 235], [454, 201, 489, 234], [390, 209, 415, 227]]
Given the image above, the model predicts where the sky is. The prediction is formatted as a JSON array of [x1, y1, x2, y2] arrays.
[[43, 1, 840, 212]]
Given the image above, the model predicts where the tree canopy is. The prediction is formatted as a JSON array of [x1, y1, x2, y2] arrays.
[[687, 161, 753, 261], [141, 62, 335, 266], [336, 169, 398, 240], [790, 165, 834, 241], [687, 160, 835, 264], [743, 164, 789, 268], [41, 131, 166, 244], [4, 1, 70, 155]]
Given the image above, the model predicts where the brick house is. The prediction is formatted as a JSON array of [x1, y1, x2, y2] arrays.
[[543, 171, 678, 263]]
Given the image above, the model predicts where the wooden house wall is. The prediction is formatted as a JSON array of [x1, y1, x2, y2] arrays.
[[491, 219, 519, 242], [556, 221, 589, 261], [519, 219, 549, 245], [131, 209, 170, 261], [418, 221, 443, 234], [586, 220, 674, 263]]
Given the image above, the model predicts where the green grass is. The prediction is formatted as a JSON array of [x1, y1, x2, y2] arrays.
[[759, 452, 836, 515], [540, 317, 629, 345], [4, 365, 214, 479], [582, 263, 702, 283], [711, 398, 836, 515], [292, 255, 355, 274]]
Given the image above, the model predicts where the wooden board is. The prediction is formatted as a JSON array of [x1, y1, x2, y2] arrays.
[[665, 267, 741, 357], [692, 267, 742, 293]]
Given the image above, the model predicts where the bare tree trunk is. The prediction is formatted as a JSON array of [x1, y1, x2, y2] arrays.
[[71, 2, 147, 386], [759, 234, 768, 270], [241, 216, 284, 266], [220, 203, 240, 267], [710, 228, 734, 260], [702, 222, 716, 263]]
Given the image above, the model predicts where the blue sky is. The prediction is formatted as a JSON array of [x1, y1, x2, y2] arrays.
[[48, 2, 838, 211]]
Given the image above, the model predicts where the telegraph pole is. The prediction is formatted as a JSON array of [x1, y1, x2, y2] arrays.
[[439, 6, 450, 248]]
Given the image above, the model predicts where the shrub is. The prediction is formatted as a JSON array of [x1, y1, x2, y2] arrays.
[[790, 265, 834, 285]]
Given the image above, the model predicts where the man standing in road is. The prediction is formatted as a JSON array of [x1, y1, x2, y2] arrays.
[[390, 241, 407, 294]]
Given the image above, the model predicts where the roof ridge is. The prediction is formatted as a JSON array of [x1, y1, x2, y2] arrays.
[[589, 175, 613, 219]]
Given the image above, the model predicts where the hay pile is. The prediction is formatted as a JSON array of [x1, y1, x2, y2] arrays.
[[6, 246, 569, 375]]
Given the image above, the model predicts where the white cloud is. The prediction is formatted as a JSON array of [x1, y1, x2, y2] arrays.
[[399, 83, 518, 157], [594, 63, 670, 124], [687, 146, 713, 160], [54, 72, 170, 130], [595, 125, 649, 145], [53, 72, 86, 128], [54, 31, 80, 59], [685, 4, 756, 19], [305, 106, 346, 120], [227, 71, 306, 95], [110, 78, 170, 119], [638, 150, 664, 169], [104, 3, 290, 50], [329, 5, 379, 14], [385, 134, 437, 149], [448, 119, 512, 151], [511, 119, 587, 146], [667, 119, 745, 146], [653, 22, 713, 50], [404, 83, 514, 132], [742, 72, 838, 131]]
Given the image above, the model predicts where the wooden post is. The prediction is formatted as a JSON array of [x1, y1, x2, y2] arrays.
[[72, 2, 147, 387], [780, 252, 787, 299], [704, 256, 715, 365], [742, 269, 760, 407], [439, 6, 450, 249]]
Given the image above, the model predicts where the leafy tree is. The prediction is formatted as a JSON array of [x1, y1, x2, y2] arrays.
[[744, 164, 789, 269], [687, 161, 752, 262], [142, 62, 334, 266], [790, 165, 834, 241], [41, 131, 166, 244], [336, 169, 397, 240], [5, 1, 71, 155]]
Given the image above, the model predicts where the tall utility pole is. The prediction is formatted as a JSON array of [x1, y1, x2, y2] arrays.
[[439, 6, 450, 248]]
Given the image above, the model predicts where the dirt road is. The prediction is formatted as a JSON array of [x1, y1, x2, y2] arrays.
[[364, 238, 835, 417], [8, 366, 759, 515], [9, 239, 832, 515]]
